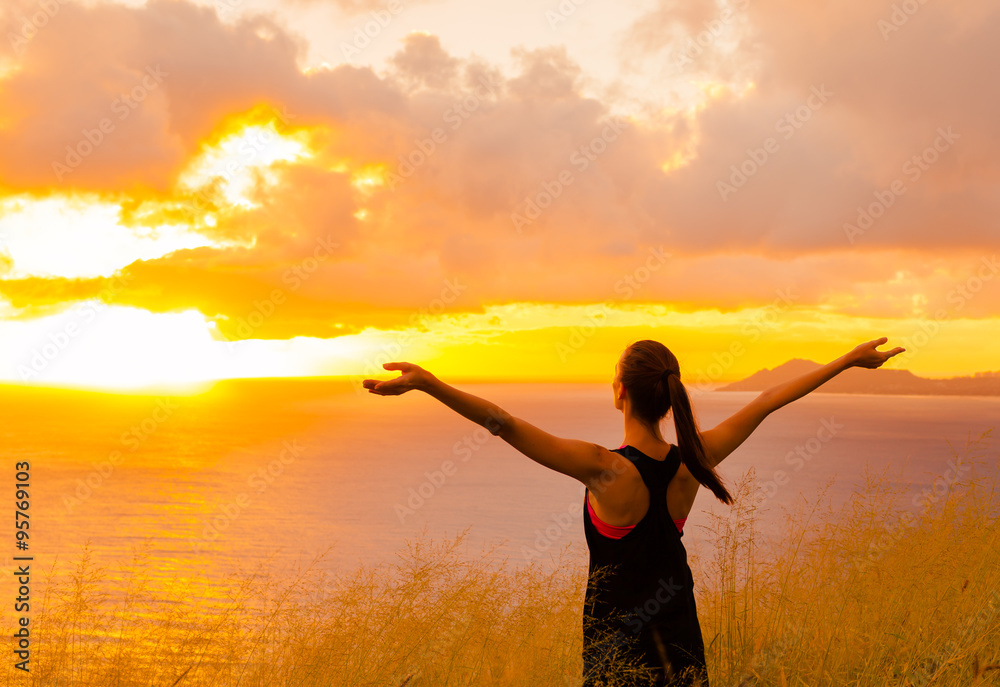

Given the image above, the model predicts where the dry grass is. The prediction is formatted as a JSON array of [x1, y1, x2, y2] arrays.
[[695, 428, 1000, 687], [3, 430, 998, 686]]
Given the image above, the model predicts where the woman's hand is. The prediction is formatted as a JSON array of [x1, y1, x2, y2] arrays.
[[362, 361, 434, 395], [847, 337, 906, 369]]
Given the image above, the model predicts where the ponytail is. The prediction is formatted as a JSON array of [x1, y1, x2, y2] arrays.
[[666, 373, 732, 505]]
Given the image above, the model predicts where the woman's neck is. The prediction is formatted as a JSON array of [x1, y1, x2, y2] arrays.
[[622, 414, 666, 450]]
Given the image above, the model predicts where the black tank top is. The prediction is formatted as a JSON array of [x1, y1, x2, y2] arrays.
[[582, 444, 710, 687]]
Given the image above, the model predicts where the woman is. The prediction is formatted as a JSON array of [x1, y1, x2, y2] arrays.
[[362, 336, 904, 686]]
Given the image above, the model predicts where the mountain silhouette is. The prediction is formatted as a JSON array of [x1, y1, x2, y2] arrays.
[[717, 359, 1000, 396]]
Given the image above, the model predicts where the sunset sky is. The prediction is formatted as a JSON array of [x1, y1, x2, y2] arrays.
[[0, 0, 997, 390]]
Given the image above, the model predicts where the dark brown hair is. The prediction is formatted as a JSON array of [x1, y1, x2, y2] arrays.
[[618, 339, 732, 505]]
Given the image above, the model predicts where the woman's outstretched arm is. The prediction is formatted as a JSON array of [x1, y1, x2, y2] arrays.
[[698, 336, 905, 468], [363, 362, 612, 486]]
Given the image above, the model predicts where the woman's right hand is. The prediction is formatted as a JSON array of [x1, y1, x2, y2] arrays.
[[847, 337, 905, 369], [362, 361, 434, 395]]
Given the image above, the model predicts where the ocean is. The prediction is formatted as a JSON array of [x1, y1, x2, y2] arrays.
[[1, 378, 997, 598]]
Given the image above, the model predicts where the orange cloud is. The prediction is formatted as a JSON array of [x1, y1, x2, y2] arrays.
[[0, 0, 997, 354]]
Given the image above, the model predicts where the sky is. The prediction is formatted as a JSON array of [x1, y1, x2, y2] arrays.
[[0, 0, 997, 390]]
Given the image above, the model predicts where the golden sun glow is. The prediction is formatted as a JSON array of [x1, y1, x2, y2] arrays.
[[350, 164, 388, 194], [177, 108, 313, 209], [660, 147, 696, 174], [0, 194, 224, 279]]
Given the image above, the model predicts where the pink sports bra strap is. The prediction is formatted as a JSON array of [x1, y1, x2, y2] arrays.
[[587, 493, 685, 537]]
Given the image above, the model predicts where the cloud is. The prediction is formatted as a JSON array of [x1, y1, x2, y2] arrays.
[[283, 0, 441, 15], [618, 0, 999, 254], [388, 32, 461, 91], [0, 0, 997, 347], [0, 0, 406, 192]]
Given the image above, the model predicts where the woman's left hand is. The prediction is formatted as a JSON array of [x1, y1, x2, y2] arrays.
[[362, 362, 433, 395], [847, 337, 906, 369]]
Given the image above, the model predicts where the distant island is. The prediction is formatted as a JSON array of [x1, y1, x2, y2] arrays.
[[717, 359, 1000, 396]]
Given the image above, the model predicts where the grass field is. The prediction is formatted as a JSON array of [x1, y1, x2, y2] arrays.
[[4, 430, 998, 686]]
